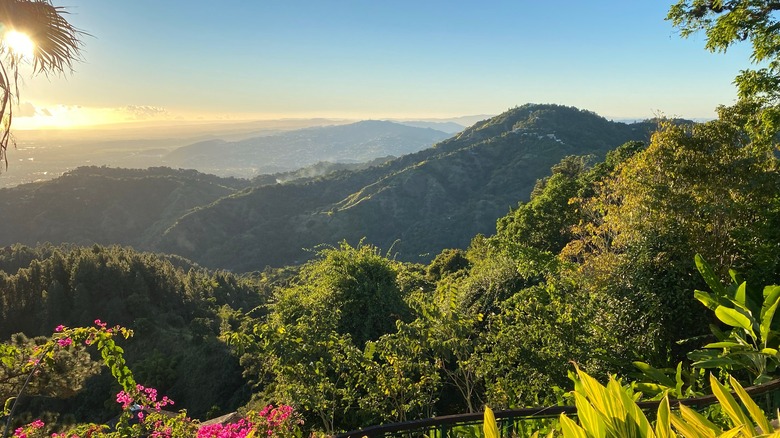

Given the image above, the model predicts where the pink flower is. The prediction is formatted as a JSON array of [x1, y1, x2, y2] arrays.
[[116, 390, 134, 409], [54, 324, 65, 332], [57, 337, 73, 347]]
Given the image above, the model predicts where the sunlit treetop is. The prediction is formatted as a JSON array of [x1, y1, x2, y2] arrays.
[[0, 0, 84, 168]]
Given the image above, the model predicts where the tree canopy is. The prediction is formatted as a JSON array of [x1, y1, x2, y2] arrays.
[[668, 0, 780, 139]]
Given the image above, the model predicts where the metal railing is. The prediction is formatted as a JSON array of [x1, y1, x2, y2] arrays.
[[337, 379, 780, 438]]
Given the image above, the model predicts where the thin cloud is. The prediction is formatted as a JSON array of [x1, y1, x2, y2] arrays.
[[121, 105, 168, 120]]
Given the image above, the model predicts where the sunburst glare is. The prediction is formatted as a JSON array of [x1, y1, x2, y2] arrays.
[[4, 30, 35, 60]]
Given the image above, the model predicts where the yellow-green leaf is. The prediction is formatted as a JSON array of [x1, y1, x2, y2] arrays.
[[718, 425, 748, 438], [710, 374, 752, 430], [609, 378, 655, 437], [559, 413, 588, 438], [729, 375, 774, 434], [715, 306, 756, 338], [761, 286, 780, 343], [670, 411, 705, 438], [484, 406, 499, 438], [678, 404, 720, 437], [695, 289, 720, 310], [574, 392, 606, 438], [655, 397, 672, 438]]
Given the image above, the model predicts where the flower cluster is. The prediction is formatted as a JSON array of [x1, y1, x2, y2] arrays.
[[197, 405, 303, 438], [13, 419, 44, 438], [257, 404, 300, 434], [116, 384, 174, 412], [197, 418, 255, 438]]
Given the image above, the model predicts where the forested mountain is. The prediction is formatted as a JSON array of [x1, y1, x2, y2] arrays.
[[159, 104, 658, 270], [163, 120, 451, 178], [0, 167, 252, 250], [0, 104, 657, 272]]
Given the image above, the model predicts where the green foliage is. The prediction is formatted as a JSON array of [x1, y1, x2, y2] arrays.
[[0, 244, 262, 420], [298, 241, 410, 346], [688, 255, 780, 385], [631, 361, 706, 400], [425, 248, 470, 282], [496, 155, 593, 254], [476, 280, 588, 409], [0, 333, 100, 409], [548, 368, 780, 437], [563, 110, 780, 372]]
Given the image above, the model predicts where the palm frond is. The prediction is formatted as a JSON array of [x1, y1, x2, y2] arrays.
[[0, 0, 85, 168]]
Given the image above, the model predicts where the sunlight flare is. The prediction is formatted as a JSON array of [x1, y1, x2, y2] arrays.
[[3, 30, 35, 60]]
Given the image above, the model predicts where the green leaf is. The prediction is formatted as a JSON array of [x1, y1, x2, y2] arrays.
[[363, 341, 376, 360], [633, 361, 676, 388], [714, 306, 756, 339], [702, 341, 748, 349], [694, 290, 720, 310], [691, 357, 738, 369], [669, 410, 702, 438], [573, 392, 606, 438], [729, 376, 775, 433], [696, 254, 725, 296], [633, 382, 669, 395], [729, 269, 743, 287], [674, 362, 684, 398], [655, 397, 672, 438], [677, 403, 722, 437], [761, 286, 780, 343], [735, 282, 747, 307]]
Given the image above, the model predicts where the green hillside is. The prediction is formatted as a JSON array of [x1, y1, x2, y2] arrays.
[[0, 167, 252, 250], [159, 104, 657, 270]]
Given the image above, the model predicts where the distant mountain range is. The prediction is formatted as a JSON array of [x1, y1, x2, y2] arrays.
[[0, 104, 659, 271], [162, 120, 451, 178]]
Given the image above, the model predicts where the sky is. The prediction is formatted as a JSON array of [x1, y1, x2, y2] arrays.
[[10, 0, 758, 129]]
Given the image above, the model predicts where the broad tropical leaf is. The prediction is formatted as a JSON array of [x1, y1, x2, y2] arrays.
[[696, 254, 726, 296], [715, 306, 756, 338]]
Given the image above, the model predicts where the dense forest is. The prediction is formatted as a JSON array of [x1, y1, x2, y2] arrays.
[[4, 0, 780, 437]]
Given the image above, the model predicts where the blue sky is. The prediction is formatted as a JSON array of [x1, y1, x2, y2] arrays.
[[17, 0, 756, 127]]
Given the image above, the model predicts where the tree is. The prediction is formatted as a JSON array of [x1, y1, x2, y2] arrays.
[[0, 0, 83, 167], [562, 108, 780, 369], [668, 0, 780, 140]]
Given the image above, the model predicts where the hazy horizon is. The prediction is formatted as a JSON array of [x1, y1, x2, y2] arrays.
[[10, 1, 750, 131]]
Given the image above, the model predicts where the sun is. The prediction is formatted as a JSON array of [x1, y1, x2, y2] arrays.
[[4, 30, 35, 60]]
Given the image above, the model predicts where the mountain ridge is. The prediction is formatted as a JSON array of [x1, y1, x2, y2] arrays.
[[163, 120, 450, 178], [0, 104, 661, 271], [158, 104, 659, 270]]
